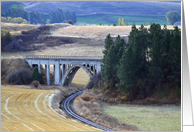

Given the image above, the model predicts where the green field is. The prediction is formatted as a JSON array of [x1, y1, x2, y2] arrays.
[[1, 2, 25, 12], [102, 104, 181, 131], [77, 14, 168, 25]]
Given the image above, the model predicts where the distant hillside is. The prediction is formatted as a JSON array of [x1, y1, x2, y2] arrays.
[[23, 1, 181, 16], [15, 1, 35, 5], [1, 1, 25, 12]]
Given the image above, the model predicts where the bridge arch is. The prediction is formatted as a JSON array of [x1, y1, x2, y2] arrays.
[[60, 64, 93, 86]]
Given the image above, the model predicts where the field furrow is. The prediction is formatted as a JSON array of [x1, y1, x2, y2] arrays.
[[1, 86, 101, 131]]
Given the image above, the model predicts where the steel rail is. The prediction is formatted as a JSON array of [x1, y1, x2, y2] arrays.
[[60, 90, 113, 131]]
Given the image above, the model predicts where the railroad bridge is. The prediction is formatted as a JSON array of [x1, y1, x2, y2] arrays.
[[25, 55, 102, 86]]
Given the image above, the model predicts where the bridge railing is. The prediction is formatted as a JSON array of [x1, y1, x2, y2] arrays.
[[25, 55, 103, 60]]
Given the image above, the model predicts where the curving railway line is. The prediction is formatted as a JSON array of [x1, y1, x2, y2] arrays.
[[60, 90, 113, 131]]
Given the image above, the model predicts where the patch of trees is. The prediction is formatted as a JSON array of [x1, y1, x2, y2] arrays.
[[1, 29, 13, 51], [7, 66, 44, 85], [1, 7, 77, 24], [118, 18, 128, 26], [1, 16, 27, 24], [7, 69, 32, 85], [1, 7, 46, 24], [165, 11, 181, 25], [1, 29, 28, 52], [31, 66, 44, 84], [101, 23, 181, 100], [49, 9, 76, 24]]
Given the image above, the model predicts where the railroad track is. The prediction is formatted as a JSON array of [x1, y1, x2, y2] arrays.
[[60, 90, 113, 131]]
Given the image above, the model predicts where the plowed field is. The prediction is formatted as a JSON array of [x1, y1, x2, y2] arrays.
[[1, 85, 101, 131]]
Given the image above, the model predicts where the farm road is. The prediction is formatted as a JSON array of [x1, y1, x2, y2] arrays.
[[1, 86, 101, 131]]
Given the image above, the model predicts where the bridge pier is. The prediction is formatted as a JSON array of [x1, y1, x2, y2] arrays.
[[38, 63, 41, 73], [93, 64, 95, 74], [46, 64, 50, 85], [55, 62, 60, 85]]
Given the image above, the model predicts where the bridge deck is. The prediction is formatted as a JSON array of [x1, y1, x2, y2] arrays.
[[25, 55, 103, 60]]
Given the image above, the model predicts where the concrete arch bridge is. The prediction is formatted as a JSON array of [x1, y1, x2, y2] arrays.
[[25, 55, 102, 86]]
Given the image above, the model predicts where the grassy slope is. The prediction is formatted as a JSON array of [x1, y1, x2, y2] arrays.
[[102, 104, 181, 131], [72, 68, 90, 85], [1, 2, 25, 12], [76, 14, 167, 25]]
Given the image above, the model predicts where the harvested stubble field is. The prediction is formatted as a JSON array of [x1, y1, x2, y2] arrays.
[[1, 85, 101, 131]]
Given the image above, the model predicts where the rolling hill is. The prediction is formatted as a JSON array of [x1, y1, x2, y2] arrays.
[[23, 1, 181, 16], [1, 1, 25, 12]]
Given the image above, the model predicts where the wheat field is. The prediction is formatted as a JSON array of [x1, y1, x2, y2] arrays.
[[1, 85, 101, 131]]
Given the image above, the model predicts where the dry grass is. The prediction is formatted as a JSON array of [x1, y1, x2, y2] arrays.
[[72, 68, 90, 85], [1, 22, 39, 35], [53, 25, 180, 38], [1, 85, 100, 131], [73, 90, 139, 131], [102, 104, 181, 131], [1, 43, 104, 58]]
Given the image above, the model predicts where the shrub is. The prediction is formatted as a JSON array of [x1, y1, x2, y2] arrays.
[[31, 66, 44, 84], [85, 72, 102, 89], [17, 39, 23, 45], [31, 80, 40, 88], [67, 20, 74, 25], [4, 41, 26, 51], [7, 69, 32, 85]]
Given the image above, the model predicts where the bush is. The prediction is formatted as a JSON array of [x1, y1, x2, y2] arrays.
[[4, 41, 26, 51], [31, 80, 40, 88], [1, 29, 13, 51], [7, 69, 32, 85], [85, 72, 102, 89], [67, 20, 74, 25], [32, 66, 44, 84]]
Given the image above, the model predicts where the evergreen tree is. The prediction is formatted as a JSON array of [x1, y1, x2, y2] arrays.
[[161, 25, 172, 78], [102, 44, 116, 85], [101, 34, 114, 84], [168, 26, 181, 87], [31, 66, 44, 84], [149, 24, 164, 92], [113, 35, 126, 83], [117, 46, 135, 93]]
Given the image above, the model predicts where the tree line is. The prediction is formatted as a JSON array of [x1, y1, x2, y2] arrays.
[[49, 9, 76, 24], [1, 7, 77, 24], [101, 23, 181, 100], [1, 17, 27, 24]]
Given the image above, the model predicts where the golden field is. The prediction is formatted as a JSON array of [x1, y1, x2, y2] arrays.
[[1, 85, 101, 131]]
